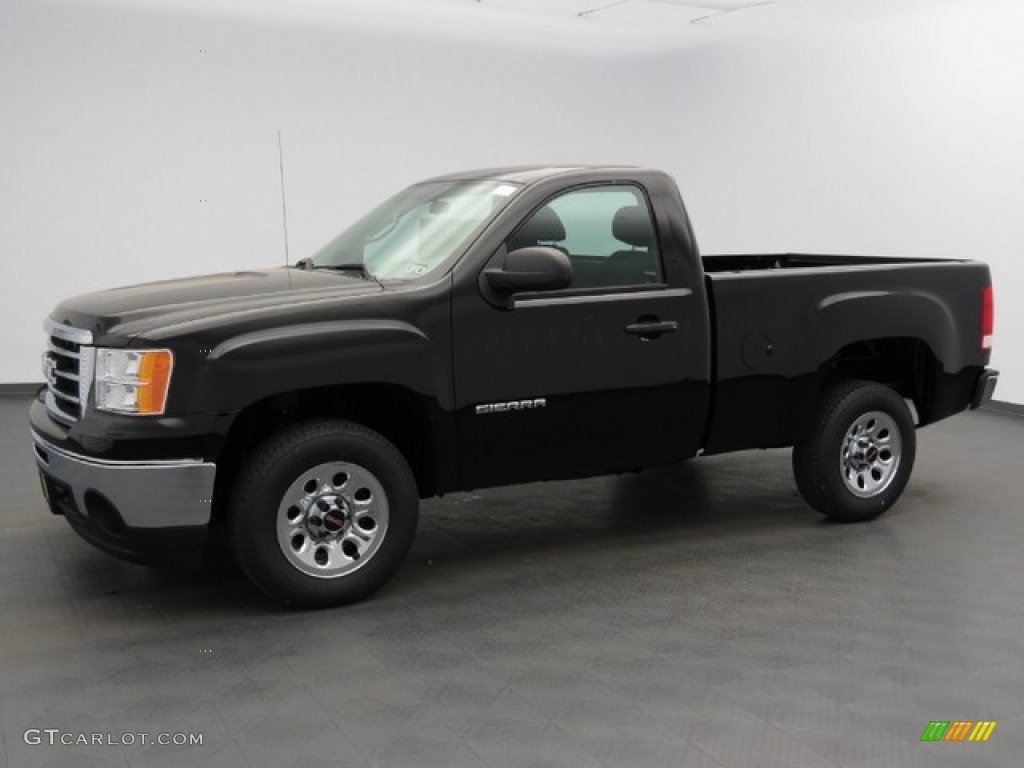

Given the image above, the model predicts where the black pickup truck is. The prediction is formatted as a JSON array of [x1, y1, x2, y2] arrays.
[[30, 166, 998, 606]]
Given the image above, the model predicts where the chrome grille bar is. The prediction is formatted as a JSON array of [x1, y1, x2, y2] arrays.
[[51, 389, 80, 404], [43, 318, 94, 424]]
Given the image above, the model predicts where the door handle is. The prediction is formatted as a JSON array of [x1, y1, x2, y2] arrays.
[[624, 319, 679, 340]]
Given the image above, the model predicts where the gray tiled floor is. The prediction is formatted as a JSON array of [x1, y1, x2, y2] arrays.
[[2, 395, 1022, 767]]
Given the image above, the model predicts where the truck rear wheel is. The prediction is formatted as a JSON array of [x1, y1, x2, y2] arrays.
[[793, 381, 916, 522], [228, 420, 418, 607]]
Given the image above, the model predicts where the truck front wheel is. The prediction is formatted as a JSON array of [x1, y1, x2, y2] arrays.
[[228, 420, 419, 607], [793, 381, 916, 522]]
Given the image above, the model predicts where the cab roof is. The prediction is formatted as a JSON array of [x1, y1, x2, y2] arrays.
[[424, 165, 646, 186]]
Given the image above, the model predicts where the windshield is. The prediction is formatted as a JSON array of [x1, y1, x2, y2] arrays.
[[309, 180, 522, 281]]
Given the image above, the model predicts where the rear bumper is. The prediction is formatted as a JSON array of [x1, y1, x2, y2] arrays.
[[31, 430, 215, 564], [970, 369, 999, 410]]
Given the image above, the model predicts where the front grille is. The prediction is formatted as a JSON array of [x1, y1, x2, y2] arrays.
[[43, 319, 94, 424]]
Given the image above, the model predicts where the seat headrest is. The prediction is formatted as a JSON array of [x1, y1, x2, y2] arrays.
[[515, 206, 566, 244], [612, 205, 654, 248]]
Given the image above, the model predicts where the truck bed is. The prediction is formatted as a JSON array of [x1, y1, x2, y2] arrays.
[[701, 255, 990, 455]]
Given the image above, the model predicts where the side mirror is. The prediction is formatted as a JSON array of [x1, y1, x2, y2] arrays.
[[484, 247, 573, 294]]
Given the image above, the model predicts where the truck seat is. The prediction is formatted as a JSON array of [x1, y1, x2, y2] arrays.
[[607, 205, 659, 285], [507, 206, 567, 253]]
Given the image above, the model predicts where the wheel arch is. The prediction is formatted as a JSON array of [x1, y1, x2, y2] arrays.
[[817, 336, 941, 425], [211, 383, 446, 525]]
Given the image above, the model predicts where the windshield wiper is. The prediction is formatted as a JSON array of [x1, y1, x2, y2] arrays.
[[318, 262, 369, 276], [293, 258, 377, 282], [315, 262, 380, 284]]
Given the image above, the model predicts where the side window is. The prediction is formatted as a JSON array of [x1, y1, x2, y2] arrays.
[[506, 185, 663, 290]]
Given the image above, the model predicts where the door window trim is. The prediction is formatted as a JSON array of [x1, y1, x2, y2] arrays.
[[515, 286, 692, 308]]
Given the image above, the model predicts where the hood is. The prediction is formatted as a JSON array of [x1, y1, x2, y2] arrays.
[[49, 267, 384, 341]]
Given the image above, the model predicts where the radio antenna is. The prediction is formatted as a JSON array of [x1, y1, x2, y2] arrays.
[[277, 130, 291, 266]]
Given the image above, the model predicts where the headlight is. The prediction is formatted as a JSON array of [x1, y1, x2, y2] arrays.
[[94, 349, 174, 415]]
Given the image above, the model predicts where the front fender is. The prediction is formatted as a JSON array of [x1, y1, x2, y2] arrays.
[[182, 319, 448, 412]]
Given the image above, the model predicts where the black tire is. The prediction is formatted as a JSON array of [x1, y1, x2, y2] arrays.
[[228, 419, 419, 608], [793, 381, 916, 523]]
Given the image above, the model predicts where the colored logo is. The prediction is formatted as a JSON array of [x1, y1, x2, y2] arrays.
[[921, 721, 997, 742], [44, 354, 57, 388]]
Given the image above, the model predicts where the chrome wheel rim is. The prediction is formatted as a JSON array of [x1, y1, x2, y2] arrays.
[[276, 462, 389, 579], [840, 410, 902, 498]]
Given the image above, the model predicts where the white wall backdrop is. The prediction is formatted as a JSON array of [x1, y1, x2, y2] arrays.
[[1, 0, 1021, 401], [661, 0, 1024, 404]]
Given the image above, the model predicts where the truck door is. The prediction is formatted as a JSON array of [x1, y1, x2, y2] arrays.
[[452, 183, 709, 490]]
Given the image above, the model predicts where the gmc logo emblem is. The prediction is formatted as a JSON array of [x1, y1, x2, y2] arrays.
[[44, 354, 58, 388]]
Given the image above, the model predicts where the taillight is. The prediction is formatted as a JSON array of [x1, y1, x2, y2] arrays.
[[981, 285, 994, 351]]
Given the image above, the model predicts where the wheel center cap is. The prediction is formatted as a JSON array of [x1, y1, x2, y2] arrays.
[[307, 494, 351, 539], [849, 439, 874, 470]]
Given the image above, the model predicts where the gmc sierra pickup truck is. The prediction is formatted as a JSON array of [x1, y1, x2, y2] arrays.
[[30, 166, 998, 607]]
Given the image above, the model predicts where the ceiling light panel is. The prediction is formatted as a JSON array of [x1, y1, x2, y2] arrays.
[[481, 0, 780, 24], [651, 0, 776, 10]]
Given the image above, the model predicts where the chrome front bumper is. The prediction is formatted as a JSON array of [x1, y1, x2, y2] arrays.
[[31, 430, 216, 529]]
